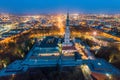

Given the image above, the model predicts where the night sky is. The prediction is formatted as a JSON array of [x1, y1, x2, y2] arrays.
[[0, 0, 120, 14]]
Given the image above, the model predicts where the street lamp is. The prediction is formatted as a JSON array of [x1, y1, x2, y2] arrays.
[[93, 31, 97, 36], [106, 73, 109, 77], [106, 73, 112, 79]]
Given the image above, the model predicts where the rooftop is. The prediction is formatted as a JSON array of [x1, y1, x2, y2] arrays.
[[0, 60, 28, 76], [32, 48, 59, 55], [83, 59, 120, 76], [39, 36, 59, 48]]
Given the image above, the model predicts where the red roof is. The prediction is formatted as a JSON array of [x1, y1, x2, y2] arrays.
[[62, 46, 76, 50], [91, 72, 107, 80]]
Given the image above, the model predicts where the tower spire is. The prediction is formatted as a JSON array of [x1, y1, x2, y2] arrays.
[[66, 12, 69, 26]]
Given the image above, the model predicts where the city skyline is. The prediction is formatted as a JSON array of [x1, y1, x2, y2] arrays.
[[0, 0, 120, 14], [0, 1, 120, 79]]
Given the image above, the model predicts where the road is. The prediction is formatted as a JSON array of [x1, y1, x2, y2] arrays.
[[75, 43, 88, 59]]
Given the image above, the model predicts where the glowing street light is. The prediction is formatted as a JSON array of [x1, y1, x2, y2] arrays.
[[97, 62, 102, 66], [106, 73, 109, 76], [93, 31, 97, 36], [106, 73, 112, 79]]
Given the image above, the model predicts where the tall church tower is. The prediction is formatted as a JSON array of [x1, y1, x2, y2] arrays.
[[62, 12, 72, 46]]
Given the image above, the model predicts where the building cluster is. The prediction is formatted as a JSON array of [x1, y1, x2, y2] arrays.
[[1, 13, 120, 40], [0, 13, 120, 80]]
